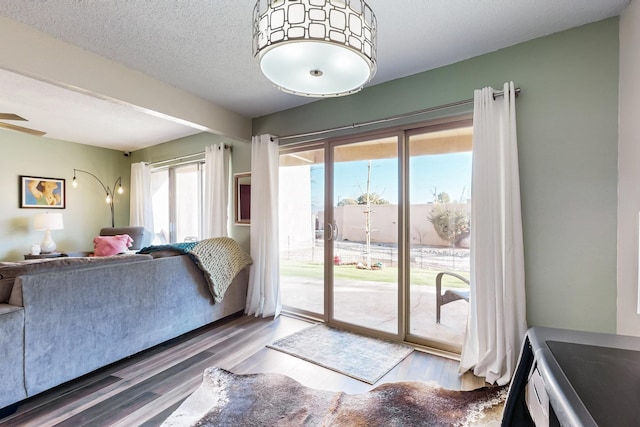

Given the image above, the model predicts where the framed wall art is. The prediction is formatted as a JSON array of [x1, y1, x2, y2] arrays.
[[20, 175, 66, 209], [234, 172, 251, 225]]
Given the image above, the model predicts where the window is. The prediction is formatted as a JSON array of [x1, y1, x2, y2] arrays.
[[150, 162, 205, 244]]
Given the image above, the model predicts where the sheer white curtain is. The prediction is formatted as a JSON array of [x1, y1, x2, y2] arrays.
[[204, 144, 230, 238], [245, 134, 282, 318], [459, 82, 528, 385], [129, 162, 154, 231]]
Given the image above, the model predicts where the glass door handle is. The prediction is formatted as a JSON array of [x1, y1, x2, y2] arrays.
[[327, 223, 334, 241]]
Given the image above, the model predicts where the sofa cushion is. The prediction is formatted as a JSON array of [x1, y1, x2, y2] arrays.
[[93, 234, 133, 256], [4, 254, 153, 307]]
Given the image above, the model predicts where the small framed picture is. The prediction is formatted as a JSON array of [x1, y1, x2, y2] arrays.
[[234, 172, 251, 225], [20, 176, 66, 209]]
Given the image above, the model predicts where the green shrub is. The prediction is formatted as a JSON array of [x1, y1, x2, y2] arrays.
[[428, 205, 470, 247]]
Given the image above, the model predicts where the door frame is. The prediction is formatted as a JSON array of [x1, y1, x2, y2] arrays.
[[403, 117, 473, 353], [324, 129, 405, 342], [279, 113, 474, 352]]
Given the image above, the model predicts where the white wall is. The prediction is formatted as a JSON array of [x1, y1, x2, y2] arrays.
[[617, 0, 640, 335]]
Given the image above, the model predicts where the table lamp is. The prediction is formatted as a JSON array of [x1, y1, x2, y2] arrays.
[[33, 212, 64, 253]]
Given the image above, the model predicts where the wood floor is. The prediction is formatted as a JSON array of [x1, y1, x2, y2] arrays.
[[0, 313, 486, 427]]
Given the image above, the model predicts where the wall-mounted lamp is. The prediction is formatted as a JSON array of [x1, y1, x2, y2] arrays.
[[33, 212, 64, 253], [72, 169, 124, 227]]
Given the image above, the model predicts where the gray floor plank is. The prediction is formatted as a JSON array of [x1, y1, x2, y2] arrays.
[[0, 314, 485, 426]]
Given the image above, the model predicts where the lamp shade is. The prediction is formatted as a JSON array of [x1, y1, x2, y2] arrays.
[[34, 212, 64, 231], [253, 0, 377, 97]]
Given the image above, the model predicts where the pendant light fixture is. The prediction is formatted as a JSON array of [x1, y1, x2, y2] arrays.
[[253, 0, 377, 97]]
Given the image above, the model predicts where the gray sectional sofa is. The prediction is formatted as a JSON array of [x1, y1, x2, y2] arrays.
[[0, 252, 249, 412]]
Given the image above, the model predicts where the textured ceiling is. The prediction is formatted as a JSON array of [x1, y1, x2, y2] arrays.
[[0, 69, 201, 151], [0, 0, 631, 150]]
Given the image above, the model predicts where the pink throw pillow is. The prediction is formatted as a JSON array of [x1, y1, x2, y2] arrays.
[[93, 234, 133, 257]]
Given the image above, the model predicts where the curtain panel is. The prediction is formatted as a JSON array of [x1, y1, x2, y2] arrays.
[[204, 144, 230, 238], [459, 82, 528, 385], [245, 134, 282, 318], [129, 162, 154, 232]]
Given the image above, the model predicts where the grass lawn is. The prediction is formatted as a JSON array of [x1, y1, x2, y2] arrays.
[[280, 260, 469, 288]]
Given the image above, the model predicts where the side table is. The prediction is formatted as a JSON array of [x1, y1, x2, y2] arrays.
[[24, 252, 65, 260]]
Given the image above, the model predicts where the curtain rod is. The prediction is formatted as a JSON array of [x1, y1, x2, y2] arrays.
[[148, 144, 231, 167], [274, 87, 520, 142]]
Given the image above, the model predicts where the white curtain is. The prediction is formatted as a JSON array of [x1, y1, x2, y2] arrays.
[[204, 143, 230, 238], [245, 134, 282, 318], [459, 82, 528, 385], [129, 162, 154, 231]]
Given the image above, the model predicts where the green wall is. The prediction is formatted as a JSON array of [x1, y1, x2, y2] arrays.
[[253, 18, 620, 333], [0, 129, 130, 261]]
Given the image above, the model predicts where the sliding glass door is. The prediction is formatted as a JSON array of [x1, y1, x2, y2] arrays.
[[279, 116, 473, 352], [278, 147, 325, 318], [330, 136, 399, 334], [406, 123, 472, 353]]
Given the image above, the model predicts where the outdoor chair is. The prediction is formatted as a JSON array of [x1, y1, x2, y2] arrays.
[[436, 271, 470, 324]]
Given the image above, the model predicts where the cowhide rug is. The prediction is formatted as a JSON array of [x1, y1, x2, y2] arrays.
[[162, 367, 506, 427]]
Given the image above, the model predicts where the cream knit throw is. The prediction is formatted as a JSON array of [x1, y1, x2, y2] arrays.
[[139, 237, 252, 303], [189, 237, 253, 303]]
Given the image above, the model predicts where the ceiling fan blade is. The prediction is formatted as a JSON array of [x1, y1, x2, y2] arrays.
[[0, 113, 27, 121], [0, 121, 46, 136]]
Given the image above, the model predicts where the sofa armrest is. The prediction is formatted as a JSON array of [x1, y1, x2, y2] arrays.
[[0, 304, 26, 409]]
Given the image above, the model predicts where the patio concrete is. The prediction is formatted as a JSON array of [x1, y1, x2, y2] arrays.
[[280, 276, 468, 352]]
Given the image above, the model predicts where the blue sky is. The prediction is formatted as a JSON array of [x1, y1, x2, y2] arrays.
[[310, 151, 472, 209]]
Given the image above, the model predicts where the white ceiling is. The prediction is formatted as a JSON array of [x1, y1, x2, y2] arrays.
[[0, 0, 631, 151]]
